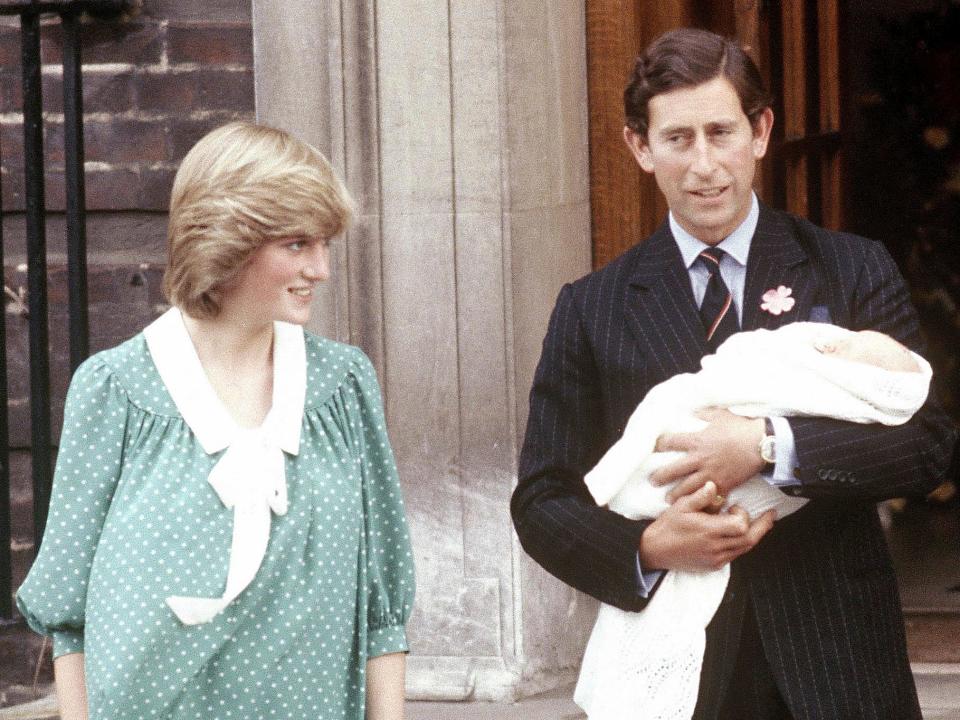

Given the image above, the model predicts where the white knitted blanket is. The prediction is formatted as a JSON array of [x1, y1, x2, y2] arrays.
[[574, 323, 931, 720]]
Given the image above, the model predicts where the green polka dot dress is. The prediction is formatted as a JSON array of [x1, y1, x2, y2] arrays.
[[17, 311, 416, 720]]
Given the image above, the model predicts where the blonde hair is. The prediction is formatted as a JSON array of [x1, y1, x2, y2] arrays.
[[163, 121, 354, 319]]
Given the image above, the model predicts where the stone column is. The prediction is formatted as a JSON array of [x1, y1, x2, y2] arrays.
[[252, 0, 593, 700]]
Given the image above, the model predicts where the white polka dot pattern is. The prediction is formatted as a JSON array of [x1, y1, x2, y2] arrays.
[[16, 332, 416, 720]]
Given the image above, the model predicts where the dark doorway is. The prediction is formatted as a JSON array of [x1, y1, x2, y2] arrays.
[[845, 0, 960, 643]]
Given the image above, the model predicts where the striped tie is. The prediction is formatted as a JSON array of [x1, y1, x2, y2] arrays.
[[697, 247, 739, 351]]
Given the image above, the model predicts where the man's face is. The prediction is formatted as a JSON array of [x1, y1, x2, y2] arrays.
[[624, 76, 773, 245]]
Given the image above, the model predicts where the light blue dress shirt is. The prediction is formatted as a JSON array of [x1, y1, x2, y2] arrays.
[[634, 193, 799, 596]]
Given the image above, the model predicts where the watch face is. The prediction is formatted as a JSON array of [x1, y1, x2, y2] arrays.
[[760, 435, 776, 464]]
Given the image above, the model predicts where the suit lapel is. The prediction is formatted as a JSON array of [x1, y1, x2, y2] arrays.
[[625, 222, 707, 380], [623, 207, 820, 386], [742, 205, 818, 331]]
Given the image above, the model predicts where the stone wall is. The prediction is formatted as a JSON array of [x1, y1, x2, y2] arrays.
[[253, 0, 595, 701]]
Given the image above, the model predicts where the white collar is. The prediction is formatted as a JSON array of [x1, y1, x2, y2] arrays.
[[145, 307, 307, 625], [143, 307, 305, 456], [670, 191, 758, 269]]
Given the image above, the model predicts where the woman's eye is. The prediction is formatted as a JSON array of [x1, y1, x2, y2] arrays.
[[288, 241, 304, 251]]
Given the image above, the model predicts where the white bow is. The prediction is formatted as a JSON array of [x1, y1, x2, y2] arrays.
[[143, 308, 306, 627], [166, 431, 289, 625]]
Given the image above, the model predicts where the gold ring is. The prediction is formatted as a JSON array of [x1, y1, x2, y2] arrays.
[[714, 494, 726, 505]]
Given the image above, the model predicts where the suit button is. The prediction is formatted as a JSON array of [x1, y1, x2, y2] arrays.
[[827, 469, 839, 481], [818, 469, 828, 480]]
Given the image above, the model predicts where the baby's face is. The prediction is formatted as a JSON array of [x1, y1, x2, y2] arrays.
[[814, 330, 920, 373]]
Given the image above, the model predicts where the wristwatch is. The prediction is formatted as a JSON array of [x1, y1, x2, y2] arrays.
[[759, 417, 776, 471]]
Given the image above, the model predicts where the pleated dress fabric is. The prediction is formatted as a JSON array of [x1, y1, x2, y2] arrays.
[[17, 314, 415, 720]]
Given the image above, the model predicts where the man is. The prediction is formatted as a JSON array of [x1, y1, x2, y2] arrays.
[[511, 28, 957, 720]]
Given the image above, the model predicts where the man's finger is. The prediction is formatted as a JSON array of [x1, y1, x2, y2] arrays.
[[664, 474, 707, 502], [654, 431, 695, 453], [693, 406, 726, 422], [745, 510, 776, 545], [651, 455, 699, 488], [672, 481, 724, 511], [718, 535, 754, 553], [705, 493, 726, 515], [715, 506, 750, 536], [726, 505, 750, 523], [675, 480, 718, 512]]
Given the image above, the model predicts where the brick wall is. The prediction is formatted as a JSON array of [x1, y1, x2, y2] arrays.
[[0, 4, 254, 217], [0, 2, 255, 669], [1, 2, 255, 419]]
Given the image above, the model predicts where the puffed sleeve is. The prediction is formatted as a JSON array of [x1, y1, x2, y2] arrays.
[[16, 357, 127, 658], [344, 350, 416, 659]]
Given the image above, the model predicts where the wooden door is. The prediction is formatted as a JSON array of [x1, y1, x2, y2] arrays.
[[762, 0, 845, 230]]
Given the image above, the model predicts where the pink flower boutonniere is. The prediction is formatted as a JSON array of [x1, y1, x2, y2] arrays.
[[761, 285, 795, 315]]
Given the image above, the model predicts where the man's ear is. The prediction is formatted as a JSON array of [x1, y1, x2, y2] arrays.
[[751, 107, 774, 159], [623, 126, 655, 174]]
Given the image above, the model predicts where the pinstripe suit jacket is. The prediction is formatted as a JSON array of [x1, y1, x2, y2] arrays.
[[511, 204, 958, 719]]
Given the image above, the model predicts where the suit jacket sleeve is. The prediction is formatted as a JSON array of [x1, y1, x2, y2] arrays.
[[511, 284, 655, 612], [790, 238, 958, 499]]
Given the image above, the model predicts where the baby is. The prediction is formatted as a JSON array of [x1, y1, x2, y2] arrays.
[[585, 323, 930, 522], [815, 329, 920, 373], [575, 323, 931, 720]]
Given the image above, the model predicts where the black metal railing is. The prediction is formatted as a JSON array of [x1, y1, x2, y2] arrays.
[[1, 0, 130, 623]]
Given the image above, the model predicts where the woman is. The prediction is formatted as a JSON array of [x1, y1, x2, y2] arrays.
[[17, 122, 415, 720]]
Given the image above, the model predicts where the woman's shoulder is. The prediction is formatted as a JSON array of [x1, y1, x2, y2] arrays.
[[72, 331, 178, 416], [73, 332, 144, 383], [302, 331, 379, 409]]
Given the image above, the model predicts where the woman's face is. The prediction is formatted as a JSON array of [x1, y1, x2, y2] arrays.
[[218, 237, 330, 326]]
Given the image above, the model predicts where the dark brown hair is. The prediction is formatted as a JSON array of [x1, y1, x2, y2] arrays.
[[624, 28, 772, 137]]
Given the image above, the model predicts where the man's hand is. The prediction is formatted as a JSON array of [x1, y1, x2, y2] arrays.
[[639, 481, 776, 571], [651, 408, 766, 501]]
